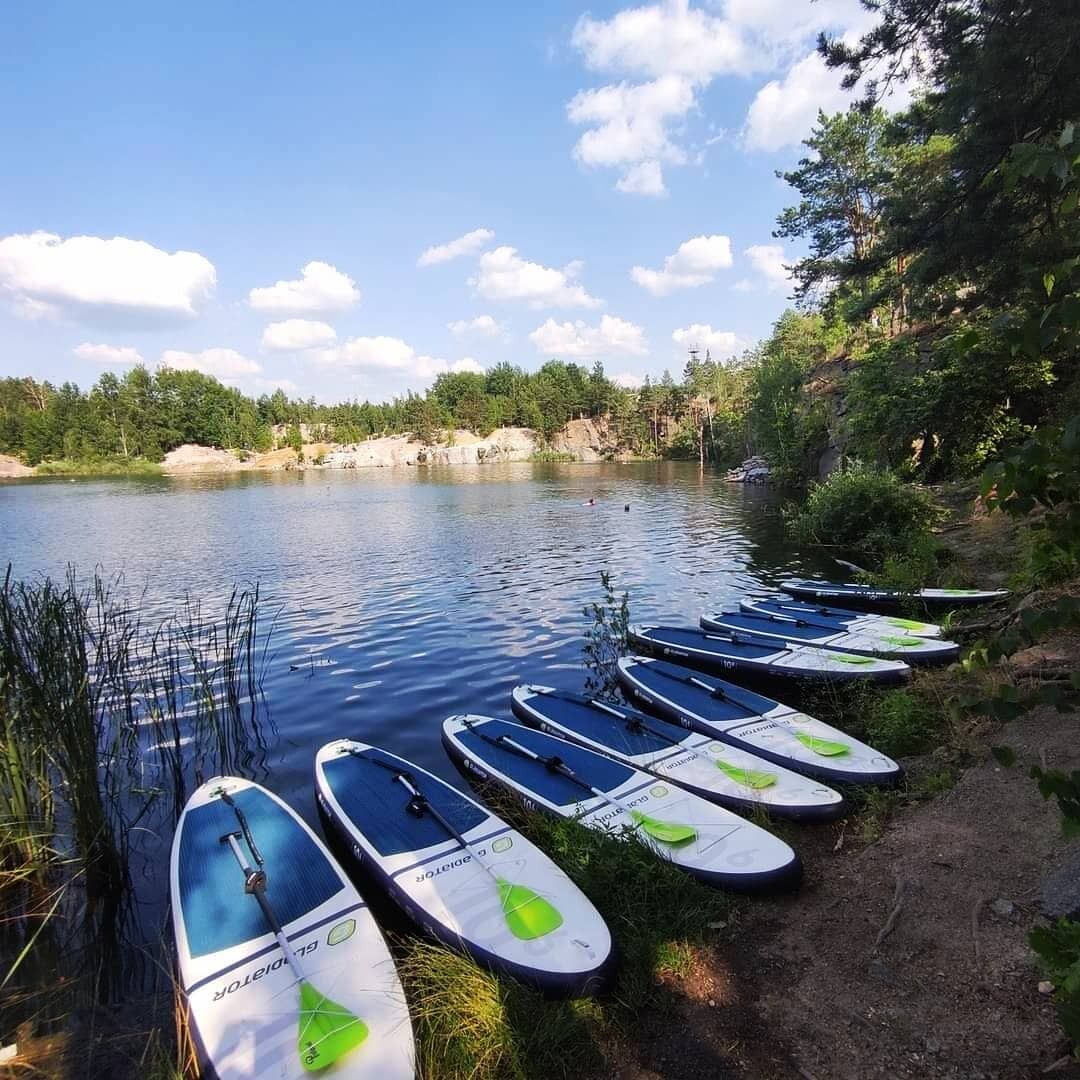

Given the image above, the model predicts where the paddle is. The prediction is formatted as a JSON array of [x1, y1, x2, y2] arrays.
[[464, 721, 696, 845], [354, 750, 562, 940], [636, 661, 769, 715], [587, 697, 776, 790], [631, 665, 852, 759], [217, 790, 368, 1073]]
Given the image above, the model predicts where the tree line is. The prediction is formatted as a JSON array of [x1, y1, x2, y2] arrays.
[[0, 356, 759, 468]]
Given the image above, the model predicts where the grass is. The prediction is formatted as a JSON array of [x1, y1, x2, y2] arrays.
[[34, 457, 162, 476]]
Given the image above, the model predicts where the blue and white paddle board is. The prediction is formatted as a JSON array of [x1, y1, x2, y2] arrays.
[[315, 740, 615, 997], [740, 595, 943, 638], [511, 685, 845, 822], [170, 776, 414, 1080], [700, 610, 959, 664], [628, 623, 910, 685], [617, 656, 901, 786], [780, 578, 1008, 609], [442, 715, 802, 893]]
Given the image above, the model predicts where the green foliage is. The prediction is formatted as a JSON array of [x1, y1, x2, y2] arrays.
[[33, 457, 162, 476], [582, 571, 630, 700], [787, 463, 941, 567], [746, 311, 836, 481], [864, 689, 942, 758], [529, 450, 577, 463], [1030, 919, 1080, 1049]]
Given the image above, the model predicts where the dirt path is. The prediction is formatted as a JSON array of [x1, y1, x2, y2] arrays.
[[608, 702, 1079, 1079]]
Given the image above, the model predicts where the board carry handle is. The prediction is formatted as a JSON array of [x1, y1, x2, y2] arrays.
[[589, 696, 777, 789], [465, 723, 697, 845], [350, 748, 563, 940]]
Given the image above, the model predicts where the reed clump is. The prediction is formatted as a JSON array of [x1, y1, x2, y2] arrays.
[[0, 566, 273, 1069]]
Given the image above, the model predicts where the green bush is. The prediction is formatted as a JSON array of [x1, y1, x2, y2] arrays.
[[787, 463, 942, 567]]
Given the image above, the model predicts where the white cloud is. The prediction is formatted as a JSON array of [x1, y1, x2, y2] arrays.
[[567, 76, 694, 195], [572, 1, 754, 81], [613, 371, 644, 389], [741, 51, 850, 152], [418, 228, 495, 267], [160, 348, 261, 381], [261, 319, 337, 352], [744, 243, 793, 291], [471, 246, 600, 309], [0, 231, 215, 322], [447, 314, 503, 338], [248, 261, 359, 315], [313, 337, 484, 382], [631, 234, 733, 296], [73, 342, 144, 365], [672, 323, 744, 359], [529, 314, 647, 358], [615, 160, 668, 196], [566, 0, 881, 191]]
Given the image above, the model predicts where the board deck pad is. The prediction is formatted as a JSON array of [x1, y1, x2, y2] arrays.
[[170, 776, 415, 1080], [628, 623, 910, 684], [316, 740, 614, 996], [700, 611, 958, 663], [511, 685, 844, 821], [442, 715, 802, 892], [617, 657, 901, 786]]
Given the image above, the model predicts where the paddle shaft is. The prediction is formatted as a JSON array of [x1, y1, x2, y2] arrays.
[[588, 696, 712, 764], [223, 832, 307, 983], [392, 771, 503, 884], [494, 731, 649, 825]]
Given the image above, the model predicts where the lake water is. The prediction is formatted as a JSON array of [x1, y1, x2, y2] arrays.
[[1, 462, 832, 929]]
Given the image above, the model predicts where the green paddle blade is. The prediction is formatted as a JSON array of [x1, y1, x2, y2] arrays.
[[298, 980, 369, 1072], [832, 653, 875, 665], [794, 732, 850, 757], [879, 635, 921, 647], [629, 809, 697, 844], [714, 757, 777, 789], [888, 617, 931, 631], [495, 878, 563, 940]]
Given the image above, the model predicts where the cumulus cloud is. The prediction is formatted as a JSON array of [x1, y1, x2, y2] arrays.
[[615, 160, 668, 197], [73, 342, 144, 365], [741, 52, 849, 152], [418, 228, 495, 267], [672, 323, 744, 359], [313, 336, 484, 381], [529, 314, 647, 358], [447, 314, 504, 338], [471, 246, 600, 309], [613, 371, 644, 389], [261, 319, 337, 352], [248, 261, 359, 315], [567, 0, 881, 191], [744, 243, 793, 291], [631, 234, 733, 296], [0, 231, 215, 323], [567, 76, 694, 196], [160, 348, 261, 381], [252, 376, 300, 395]]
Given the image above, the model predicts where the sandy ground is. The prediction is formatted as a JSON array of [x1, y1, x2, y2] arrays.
[[0, 453, 33, 477]]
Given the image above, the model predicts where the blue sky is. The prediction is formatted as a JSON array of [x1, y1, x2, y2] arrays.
[[0, 0, 880, 402]]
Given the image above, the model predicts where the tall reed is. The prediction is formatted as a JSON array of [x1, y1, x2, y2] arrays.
[[0, 565, 274, 1053]]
